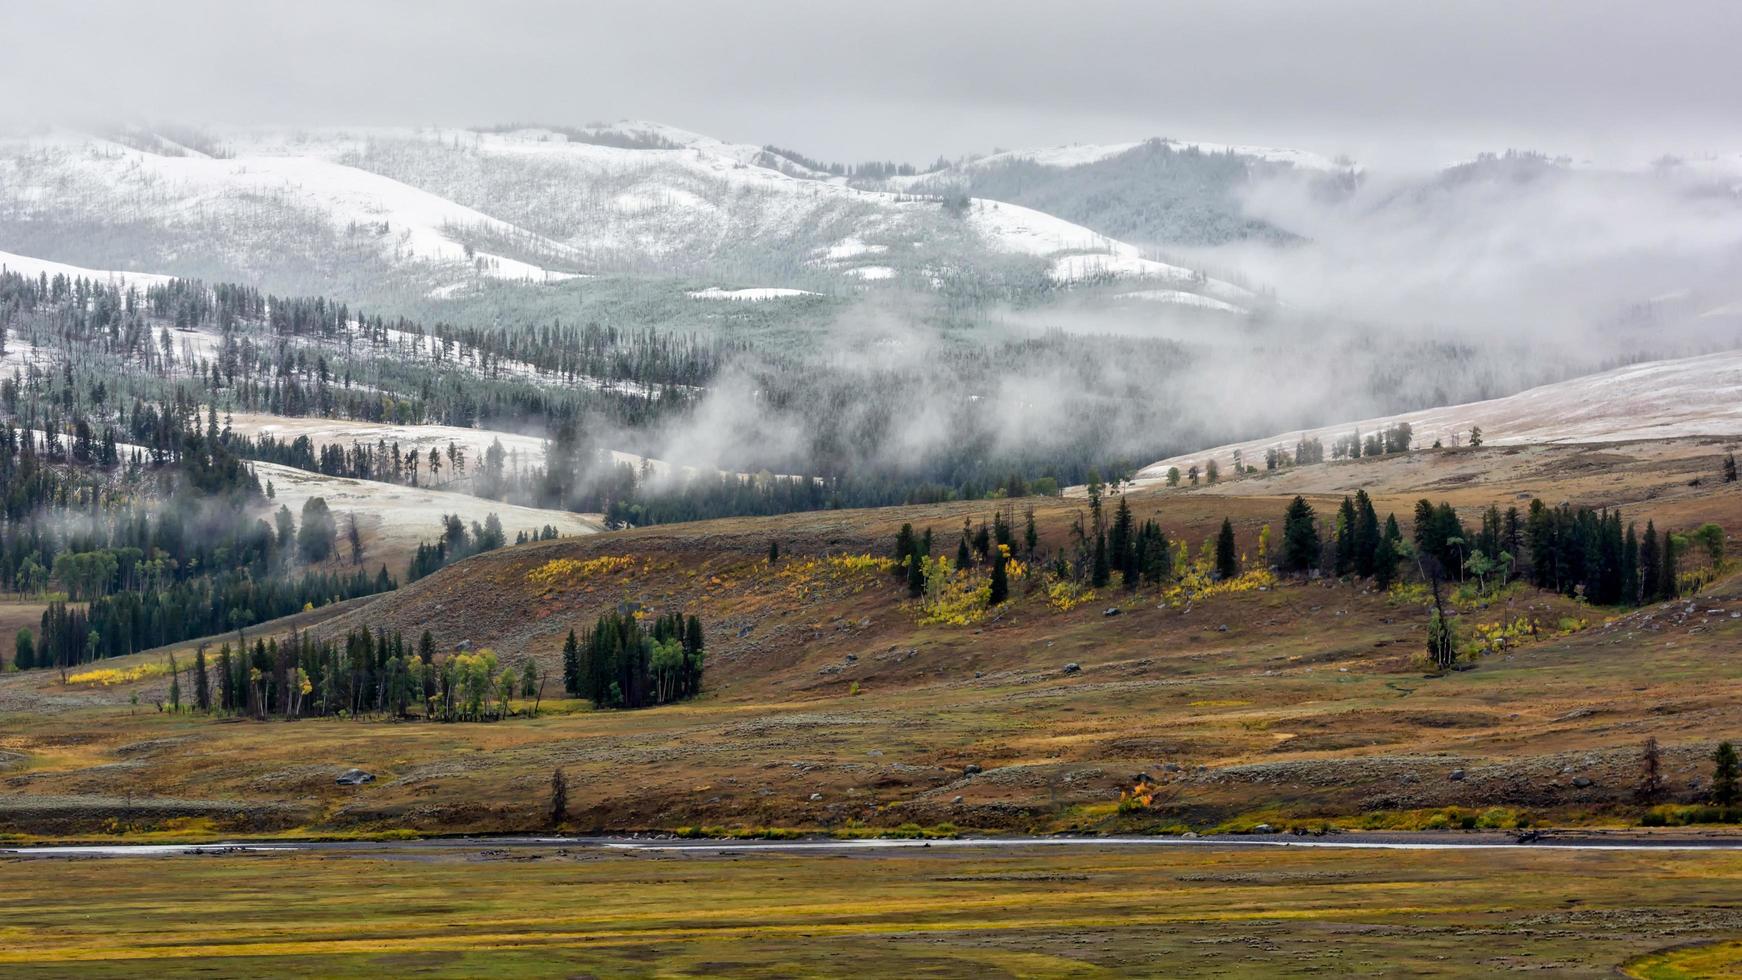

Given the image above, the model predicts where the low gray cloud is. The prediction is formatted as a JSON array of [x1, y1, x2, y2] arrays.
[[3, 1, 1738, 166]]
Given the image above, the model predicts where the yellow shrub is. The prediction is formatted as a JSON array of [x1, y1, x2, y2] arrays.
[[916, 557, 991, 626], [1046, 580, 1096, 612], [65, 662, 170, 686], [526, 555, 635, 588], [1162, 568, 1276, 607]]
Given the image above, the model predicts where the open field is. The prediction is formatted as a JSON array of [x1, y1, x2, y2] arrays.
[[0, 842, 1736, 976], [1134, 350, 1742, 487], [1, 438, 1740, 840], [249, 459, 604, 572]]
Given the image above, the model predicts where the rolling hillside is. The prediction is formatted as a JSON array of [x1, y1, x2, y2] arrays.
[[1135, 349, 1742, 486], [0, 125, 1255, 313]]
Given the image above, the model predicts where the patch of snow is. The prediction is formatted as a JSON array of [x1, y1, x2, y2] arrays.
[[0, 249, 174, 288], [686, 287, 819, 301], [1114, 289, 1249, 315], [821, 237, 889, 261], [1130, 349, 1742, 485], [846, 266, 896, 281]]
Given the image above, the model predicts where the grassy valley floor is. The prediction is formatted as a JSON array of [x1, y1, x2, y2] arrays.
[[0, 842, 1738, 977]]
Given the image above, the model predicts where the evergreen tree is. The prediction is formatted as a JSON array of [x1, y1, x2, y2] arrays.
[[893, 523, 915, 569], [1091, 531, 1110, 587], [1334, 496, 1358, 576], [193, 645, 211, 712], [1640, 521, 1661, 602], [12, 629, 32, 671], [1713, 742, 1739, 807], [1623, 523, 1640, 604], [1353, 490, 1381, 578], [988, 549, 1009, 605], [1281, 496, 1320, 573], [561, 629, 581, 696], [1215, 518, 1238, 580], [1659, 530, 1679, 600], [1373, 534, 1399, 589], [1024, 507, 1038, 558], [768, 540, 780, 563]]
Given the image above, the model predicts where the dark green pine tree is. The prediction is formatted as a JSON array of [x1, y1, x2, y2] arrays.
[[1109, 496, 1134, 574], [1373, 534, 1399, 589], [1215, 518, 1238, 580], [193, 646, 211, 712], [1091, 531, 1110, 588], [1335, 496, 1358, 576], [988, 549, 1009, 605], [561, 628, 581, 696], [1712, 742, 1739, 806], [956, 533, 972, 572], [1282, 496, 1320, 573], [1639, 521, 1661, 603], [893, 523, 915, 573], [1622, 523, 1640, 604], [1353, 491, 1381, 578], [907, 544, 927, 597], [1024, 508, 1038, 558], [1659, 529, 1679, 600]]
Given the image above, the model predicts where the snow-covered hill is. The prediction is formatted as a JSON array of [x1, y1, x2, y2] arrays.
[[0, 124, 1252, 310], [1133, 350, 1742, 485], [0, 248, 173, 288]]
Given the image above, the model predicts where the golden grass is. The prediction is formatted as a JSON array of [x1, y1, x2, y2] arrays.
[[0, 845, 1736, 976]]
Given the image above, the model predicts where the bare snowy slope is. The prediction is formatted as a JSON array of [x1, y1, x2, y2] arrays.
[[0, 124, 1251, 309], [1134, 350, 1742, 485], [0, 248, 173, 288]]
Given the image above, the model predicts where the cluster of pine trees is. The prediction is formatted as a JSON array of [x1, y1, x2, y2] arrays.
[[161, 628, 543, 722], [28, 567, 392, 671], [1096, 494, 1173, 589], [1522, 501, 1697, 605], [561, 611, 704, 709], [1274, 490, 1708, 609]]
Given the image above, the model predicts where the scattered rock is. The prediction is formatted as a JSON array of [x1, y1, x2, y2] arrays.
[[1572, 776, 1594, 788], [809, 793, 824, 801], [1062, 663, 1081, 675], [952, 795, 964, 805], [1252, 823, 1275, 834], [335, 768, 375, 786], [1102, 608, 1121, 617], [1216, 624, 1229, 632], [964, 764, 983, 776], [1448, 769, 1465, 781]]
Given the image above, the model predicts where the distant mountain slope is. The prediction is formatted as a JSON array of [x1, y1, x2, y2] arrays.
[[0, 124, 1252, 313], [0, 248, 173, 288], [877, 137, 1356, 247], [1135, 349, 1742, 483]]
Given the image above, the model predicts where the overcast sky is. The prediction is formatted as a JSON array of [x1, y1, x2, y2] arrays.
[[4, 0, 1739, 168]]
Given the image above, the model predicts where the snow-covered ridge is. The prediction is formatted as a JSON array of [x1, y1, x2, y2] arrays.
[[959, 137, 1351, 174], [0, 124, 1253, 307], [686, 287, 818, 301], [0, 248, 174, 288], [1134, 349, 1742, 483]]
